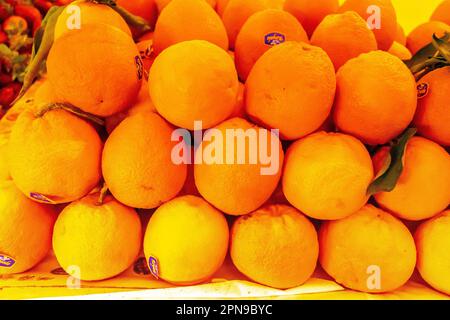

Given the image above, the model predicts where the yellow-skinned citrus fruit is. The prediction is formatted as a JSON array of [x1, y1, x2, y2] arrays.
[[231, 204, 318, 289], [143, 195, 229, 285], [53, 194, 142, 281]]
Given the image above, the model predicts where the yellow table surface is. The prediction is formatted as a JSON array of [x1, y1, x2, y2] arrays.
[[0, 253, 448, 300]]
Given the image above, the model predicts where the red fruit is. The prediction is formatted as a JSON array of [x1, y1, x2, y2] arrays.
[[14, 5, 42, 34], [0, 73, 12, 85], [33, 0, 53, 12], [0, 30, 7, 44], [2, 15, 28, 34], [0, 82, 21, 107]]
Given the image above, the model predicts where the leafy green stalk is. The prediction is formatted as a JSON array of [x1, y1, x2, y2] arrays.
[[14, 6, 65, 104], [405, 32, 450, 80], [367, 128, 417, 196], [91, 0, 151, 35]]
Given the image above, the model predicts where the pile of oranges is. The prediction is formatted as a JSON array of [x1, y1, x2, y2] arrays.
[[0, 0, 449, 297]]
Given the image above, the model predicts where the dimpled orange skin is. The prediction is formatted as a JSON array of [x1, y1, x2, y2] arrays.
[[231, 204, 319, 289], [222, 0, 284, 49], [339, 0, 397, 51], [53, 194, 142, 281], [47, 24, 142, 117], [395, 24, 407, 46], [194, 117, 284, 216], [102, 112, 187, 209], [155, 0, 216, 12], [414, 67, 450, 146], [282, 132, 374, 220], [319, 205, 417, 293], [0, 181, 56, 275], [311, 11, 378, 70], [8, 109, 102, 204], [105, 79, 156, 134], [229, 82, 246, 119], [431, 0, 450, 25], [388, 41, 412, 61], [373, 137, 450, 221], [415, 210, 450, 295], [235, 9, 308, 81], [149, 40, 239, 130], [216, 0, 231, 16], [116, 0, 158, 28], [407, 21, 450, 54], [283, 0, 339, 37], [54, 1, 132, 40], [143, 195, 229, 285], [245, 41, 336, 141], [153, 0, 228, 55], [333, 51, 417, 146]]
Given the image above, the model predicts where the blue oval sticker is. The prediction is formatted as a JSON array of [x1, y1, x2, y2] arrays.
[[264, 32, 286, 46], [0, 254, 16, 268], [148, 256, 159, 279]]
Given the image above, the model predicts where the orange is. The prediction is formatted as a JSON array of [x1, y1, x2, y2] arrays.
[[222, 0, 284, 49], [229, 82, 246, 119], [283, 0, 339, 37], [53, 194, 142, 281], [102, 112, 187, 209], [47, 24, 142, 117], [32, 79, 62, 105], [319, 205, 417, 293], [54, 1, 131, 40], [155, 0, 216, 12], [153, 0, 228, 55], [245, 41, 336, 140], [339, 0, 397, 50], [0, 80, 48, 182], [149, 40, 239, 130], [8, 108, 102, 204], [282, 132, 374, 220], [415, 210, 450, 295], [234, 9, 308, 81], [0, 181, 56, 275], [180, 163, 200, 196], [311, 11, 378, 70], [137, 38, 155, 79], [395, 24, 407, 46], [230, 204, 318, 289], [431, 0, 450, 25], [105, 79, 156, 134], [407, 21, 450, 54], [388, 41, 412, 60], [333, 51, 417, 145], [139, 32, 154, 41], [194, 117, 284, 215], [116, 0, 158, 28], [414, 67, 450, 146], [216, 0, 230, 16], [373, 137, 450, 221], [143, 195, 229, 285]]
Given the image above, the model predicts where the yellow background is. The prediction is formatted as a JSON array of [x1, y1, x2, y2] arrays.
[[339, 0, 445, 33]]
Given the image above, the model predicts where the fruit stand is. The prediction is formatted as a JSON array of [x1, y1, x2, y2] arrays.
[[0, 0, 449, 301]]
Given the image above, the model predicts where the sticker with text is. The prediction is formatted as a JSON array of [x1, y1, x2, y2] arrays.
[[148, 256, 159, 279], [0, 254, 16, 268], [264, 32, 286, 46]]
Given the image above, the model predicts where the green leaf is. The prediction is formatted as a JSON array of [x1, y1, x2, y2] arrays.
[[367, 128, 417, 196], [13, 6, 66, 105], [93, 0, 152, 36], [433, 32, 450, 63], [405, 33, 450, 79], [31, 27, 45, 60]]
